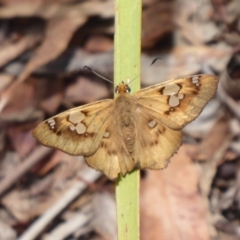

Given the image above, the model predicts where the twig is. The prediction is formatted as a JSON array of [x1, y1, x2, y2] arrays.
[[0, 146, 53, 196], [18, 166, 101, 240]]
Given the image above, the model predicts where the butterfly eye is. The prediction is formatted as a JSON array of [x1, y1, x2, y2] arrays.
[[126, 86, 131, 93]]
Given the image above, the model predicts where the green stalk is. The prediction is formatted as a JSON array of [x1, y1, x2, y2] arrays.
[[114, 0, 141, 239]]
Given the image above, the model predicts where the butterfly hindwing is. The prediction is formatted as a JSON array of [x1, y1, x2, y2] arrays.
[[87, 92, 183, 179], [133, 109, 182, 170], [86, 95, 137, 179], [85, 124, 135, 180]]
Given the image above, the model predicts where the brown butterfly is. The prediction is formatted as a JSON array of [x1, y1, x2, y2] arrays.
[[32, 74, 218, 180]]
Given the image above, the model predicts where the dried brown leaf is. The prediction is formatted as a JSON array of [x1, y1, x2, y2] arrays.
[[84, 34, 113, 53], [0, 146, 52, 197], [91, 192, 117, 240], [0, 1, 114, 20], [196, 115, 230, 161], [141, 44, 231, 87], [64, 76, 111, 104], [7, 127, 37, 158], [0, 154, 83, 222], [141, 145, 210, 240], [0, 220, 17, 240], [0, 33, 41, 68], [0, 80, 36, 122], [17, 17, 87, 82], [0, 74, 14, 92], [142, 1, 174, 48]]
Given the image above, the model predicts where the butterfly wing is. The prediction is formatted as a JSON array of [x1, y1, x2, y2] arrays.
[[85, 74, 218, 179], [130, 74, 218, 170], [85, 121, 135, 180], [33, 74, 218, 180], [134, 74, 218, 130], [85, 95, 136, 180], [133, 109, 182, 170], [32, 99, 112, 156], [86, 92, 183, 179]]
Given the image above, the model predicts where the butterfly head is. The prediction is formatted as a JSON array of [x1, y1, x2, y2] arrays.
[[115, 81, 131, 94]]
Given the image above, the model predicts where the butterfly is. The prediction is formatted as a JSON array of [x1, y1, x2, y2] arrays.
[[32, 74, 218, 180]]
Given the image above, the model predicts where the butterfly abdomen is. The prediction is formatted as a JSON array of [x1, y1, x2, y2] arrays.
[[114, 94, 137, 156], [121, 122, 136, 155]]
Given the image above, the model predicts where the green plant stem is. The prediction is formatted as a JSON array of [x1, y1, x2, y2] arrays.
[[114, 0, 141, 239]]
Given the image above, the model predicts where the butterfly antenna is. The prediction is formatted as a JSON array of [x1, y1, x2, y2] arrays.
[[84, 66, 114, 85], [150, 57, 162, 66], [128, 57, 162, 85]]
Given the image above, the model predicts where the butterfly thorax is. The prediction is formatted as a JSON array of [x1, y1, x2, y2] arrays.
[[114, 93, 136, 156]]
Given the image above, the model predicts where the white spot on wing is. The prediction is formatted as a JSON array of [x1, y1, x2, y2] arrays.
[[75, 123, 86, 134], [163, 84, 180, 95], [47, 119, 56, 130], [68, 112, 87, 134], [169, 95, 180, 107], [69, 112, 85, 124], [70, 125, 75, 131], [69, 123, 86, 134], [103, 132, 110, 138], [178, 93, 184, 99], [148, 120, 157, 128], [163, 83, 184, 108], [192, 75, 200, 86]]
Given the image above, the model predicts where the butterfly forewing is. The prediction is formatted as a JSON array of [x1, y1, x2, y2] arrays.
[[32, 99, 112, 156], [134, 74, 218, 129]]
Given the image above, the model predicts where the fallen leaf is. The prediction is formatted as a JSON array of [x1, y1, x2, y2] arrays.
[[141, 145, 210, 240]]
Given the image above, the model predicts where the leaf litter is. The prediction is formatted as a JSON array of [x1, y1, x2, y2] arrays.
[[0, 0, 240, 239]]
